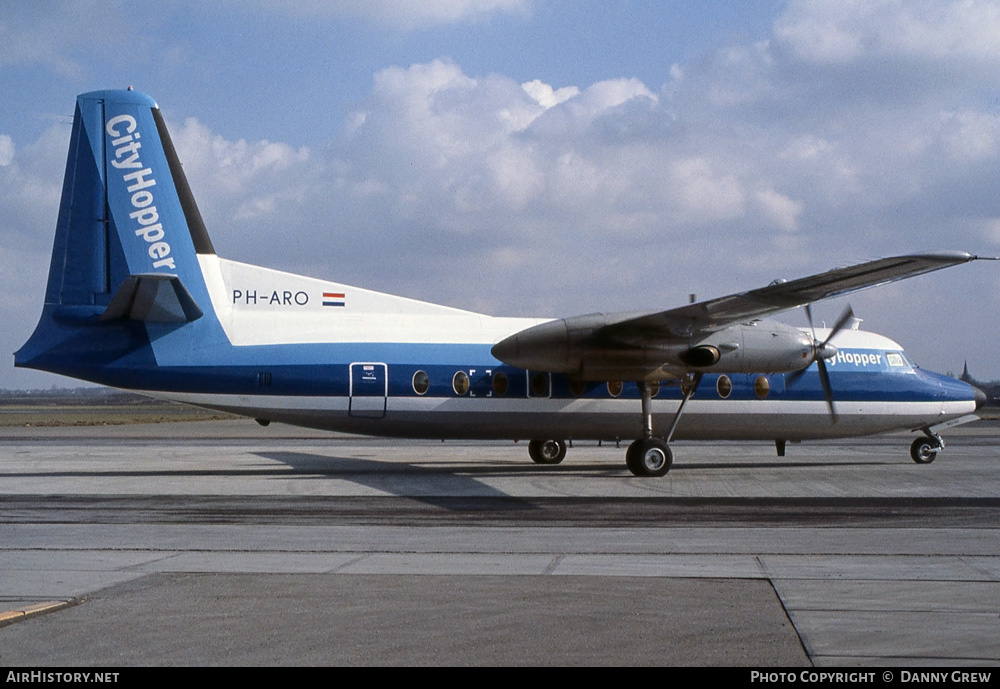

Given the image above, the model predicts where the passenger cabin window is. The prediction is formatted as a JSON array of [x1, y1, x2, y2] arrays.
[[412, 370, 429, 395], [492, 371, 509, 396], [453, 371, 470, 395], [607, 381, 623, 397], [717, 375, 732, 398], [754, 375, 770, 400], [529, 372, 549, 397]]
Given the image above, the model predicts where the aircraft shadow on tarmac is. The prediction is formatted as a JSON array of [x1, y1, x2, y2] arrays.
[[256, 451, 536, 509], [252, 449, 903, 507], [256, 449, 900, 474]]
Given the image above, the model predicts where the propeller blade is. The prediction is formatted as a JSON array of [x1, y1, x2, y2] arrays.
[[821, 305, 855, 348], [805, 303, 817, 342], [788, 302, 844, 423], [816, 358, 837, 423], [786, 365, 807, 388]]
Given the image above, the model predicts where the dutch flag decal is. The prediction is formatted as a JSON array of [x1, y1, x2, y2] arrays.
[[323, 292, 345, 307]]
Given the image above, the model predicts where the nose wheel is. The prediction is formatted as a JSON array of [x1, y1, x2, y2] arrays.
[[910, 436, 940, 464]]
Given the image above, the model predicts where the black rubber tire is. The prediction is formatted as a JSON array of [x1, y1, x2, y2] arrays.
[[528, 439, 567, 465], [910, 437, 938, 464], [625, 438, 673, 477]]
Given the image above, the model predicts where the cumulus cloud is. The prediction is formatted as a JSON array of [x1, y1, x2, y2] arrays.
[[755, 189, 803, 232], [5, 0, 1000, 388], [0, 125, 71, 244], [774, 0, 1000, 65], [521, 79, 579, 110], [165, 117, 322, 260]]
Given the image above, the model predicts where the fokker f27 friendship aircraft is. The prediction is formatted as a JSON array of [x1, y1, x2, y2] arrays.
[[15, 89, 992, 476]]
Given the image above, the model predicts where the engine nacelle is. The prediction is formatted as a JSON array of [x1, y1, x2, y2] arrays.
[[675, 321, 813, 373], [491, 315, 815, 380]]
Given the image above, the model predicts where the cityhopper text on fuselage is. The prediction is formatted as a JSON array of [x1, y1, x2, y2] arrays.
[[15, 89, 991, 477]]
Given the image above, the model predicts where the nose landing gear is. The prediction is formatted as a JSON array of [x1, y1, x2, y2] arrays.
[[910, 433, 942, 464]]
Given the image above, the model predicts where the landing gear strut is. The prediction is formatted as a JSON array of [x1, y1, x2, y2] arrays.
[[907, 414, 981, 464], [625, 373, 701, 477]]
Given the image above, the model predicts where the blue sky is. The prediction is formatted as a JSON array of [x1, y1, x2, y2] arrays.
[[2, 0, 1000, 389]]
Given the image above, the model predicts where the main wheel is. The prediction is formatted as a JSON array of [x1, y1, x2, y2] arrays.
[[528, 439, 567, 465], [625, 438, 673, 477], [910, 437, 938, 464]]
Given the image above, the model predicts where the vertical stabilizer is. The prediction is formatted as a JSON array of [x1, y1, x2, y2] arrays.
[[44, 89, 214, 308], [16, 89, 222, 379]]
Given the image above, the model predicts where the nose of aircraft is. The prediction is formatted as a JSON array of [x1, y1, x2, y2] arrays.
[[973, 385, 988, 410]]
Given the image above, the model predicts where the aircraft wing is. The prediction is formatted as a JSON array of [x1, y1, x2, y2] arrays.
[[492, 251, 988, 377], [601, 251, 980, 338]]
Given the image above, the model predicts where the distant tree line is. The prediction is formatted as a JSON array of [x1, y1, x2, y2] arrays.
[[959, 364, 1000, 408]]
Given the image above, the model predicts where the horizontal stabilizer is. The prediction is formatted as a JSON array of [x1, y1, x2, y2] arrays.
[[101, 274, 203, 323]]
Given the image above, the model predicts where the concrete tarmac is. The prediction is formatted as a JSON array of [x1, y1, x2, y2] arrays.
[[1, 419, 998, 666]]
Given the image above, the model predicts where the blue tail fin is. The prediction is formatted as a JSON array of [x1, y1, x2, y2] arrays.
[[16, 89, 220, 380]]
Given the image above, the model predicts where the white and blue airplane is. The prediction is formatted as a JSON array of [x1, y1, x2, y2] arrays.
[[15, 89, 990, 476]]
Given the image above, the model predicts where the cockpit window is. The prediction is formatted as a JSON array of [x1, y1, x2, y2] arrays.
[[886, 352, 906, 367]]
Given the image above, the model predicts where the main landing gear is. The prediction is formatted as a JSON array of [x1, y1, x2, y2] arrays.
[[525, 373, 701, 477], [626, 437, 672, 477], [624, 373, 701, 477], [528, 438, 567, 465]]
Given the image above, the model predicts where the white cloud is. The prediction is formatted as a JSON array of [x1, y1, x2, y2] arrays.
[[665, 158, 745, 225], [774, 0, 1000, 66], [0, 136, 13, 167], [521, 79, 579, 110], [169, 116, 316, 232], [982, 218, 1000, 246], [755, 189, 803, 232], [148, 31, 998, 326], [0, 125, 71, 245], [937, 111, 1000, 161], [6, 0, 1000, 387]]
